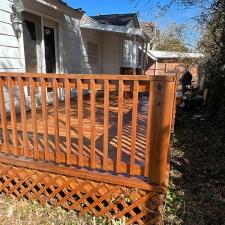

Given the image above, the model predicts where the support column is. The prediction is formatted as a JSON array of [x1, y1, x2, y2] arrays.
[[148, 78, 176, 186]]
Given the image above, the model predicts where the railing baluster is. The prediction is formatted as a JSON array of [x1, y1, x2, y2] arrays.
[[8, 77, 19, 156], [144, 81, 154, 177], [130, 81, 139, 175], [18, 77, 29, 157], [30, 77, 39, 160], [65, 78, 71, 165], [116, 80, 124, 173], [0, 77, 8, 153], [41, 78, 50, 161], [90, 79, 96, 169], [103, 80, 109, 171], [53, 78, 60, 163], [77, 79, 84, 167]]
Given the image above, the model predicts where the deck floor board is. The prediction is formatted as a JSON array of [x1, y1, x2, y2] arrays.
[[0, 93, 149, 173]]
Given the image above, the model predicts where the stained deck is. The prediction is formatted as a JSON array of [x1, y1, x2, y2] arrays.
[[0, 93, 149, 175], [0, 73, 177, 224]]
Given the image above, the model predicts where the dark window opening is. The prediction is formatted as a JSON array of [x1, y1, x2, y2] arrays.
[[24, 20, 36, 41], [44, 26, 56, 73]]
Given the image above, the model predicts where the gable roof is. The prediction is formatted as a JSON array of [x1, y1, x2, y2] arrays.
[[91, 13, 139, 28], [56, 0, 85, 13]]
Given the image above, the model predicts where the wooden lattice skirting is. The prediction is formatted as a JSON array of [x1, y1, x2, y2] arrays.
[[0, 162, 163, 224]]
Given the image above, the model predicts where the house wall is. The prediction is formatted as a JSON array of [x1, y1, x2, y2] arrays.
[[0, 0, 24, 115], [80, 29, 103, 74], [0, 0, 22, 72], [146, 59, 200, 82], [22, 0, 86, 74], [102, 32, 122, 74]]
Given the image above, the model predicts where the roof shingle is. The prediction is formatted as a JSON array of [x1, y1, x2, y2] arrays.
[[91, 13, 139, 27]]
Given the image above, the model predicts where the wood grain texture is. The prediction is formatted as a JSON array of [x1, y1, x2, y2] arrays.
[[0, 73, 176, 188], [7, 77, 19, 156], [130, 80, 139, 175], [116, 80, 124, 173], [0, 160, 164, 224], [18, 77, 29, 157], [90, 79, 96, 169], [29, 77, 39, 159], [103, 80, 109, 171], [53, 79, 60, 163], [41, 78, 50, 161], [65, 78, 72, 164], [77, 79, 84, 167], [148, 81, 176, 186], [0, 78, 8, 153]]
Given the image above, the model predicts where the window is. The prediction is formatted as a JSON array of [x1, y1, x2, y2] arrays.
[[123, 40, 139, 68], [87, 42, 98, 65]]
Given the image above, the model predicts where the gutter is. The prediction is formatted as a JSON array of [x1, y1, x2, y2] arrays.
[[80, 22, 149, 40]]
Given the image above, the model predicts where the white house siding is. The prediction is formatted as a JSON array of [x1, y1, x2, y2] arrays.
[[22, 0, 88, 74], [102, 33, 122, 74], [81, 28, 103, 74], [0, 0, 23, 115], [0, 0, 22, 72]]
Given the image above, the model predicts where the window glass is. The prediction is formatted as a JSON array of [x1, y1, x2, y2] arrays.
[[87, 42, 98, 66], [123, 40, 139, 68]]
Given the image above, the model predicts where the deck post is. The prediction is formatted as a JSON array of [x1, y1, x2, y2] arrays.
[[148, 78, 176, 186]]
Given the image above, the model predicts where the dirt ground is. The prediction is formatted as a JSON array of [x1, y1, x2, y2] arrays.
[[165, 108, 225, 225], [0, 108, 224, 225]]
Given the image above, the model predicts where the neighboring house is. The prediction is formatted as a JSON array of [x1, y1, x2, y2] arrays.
[[82, 13, 149, 75], [0, 0, 149, 113], [146, 50, 204, 82]]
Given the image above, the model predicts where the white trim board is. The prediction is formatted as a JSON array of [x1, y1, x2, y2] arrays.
[[80, 23, 145, 38]]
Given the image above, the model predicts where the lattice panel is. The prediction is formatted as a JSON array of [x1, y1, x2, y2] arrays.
[[0, 163, 163, 225]]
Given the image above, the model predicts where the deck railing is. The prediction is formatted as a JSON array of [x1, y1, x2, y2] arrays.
[[0, 73, 176, 186]]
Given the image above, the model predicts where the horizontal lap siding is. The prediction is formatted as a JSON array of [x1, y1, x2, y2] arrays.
[[81, 29, 103, 74], [23, 0, 89, 74], [103, 33, 121, 74], [0, 0, 21, 72], [0, 0, 13, 13], [0, 0, 21, 113]]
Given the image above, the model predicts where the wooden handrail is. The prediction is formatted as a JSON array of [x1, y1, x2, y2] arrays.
[[0, 72, 177, 188], [0, 72, 175, 81]]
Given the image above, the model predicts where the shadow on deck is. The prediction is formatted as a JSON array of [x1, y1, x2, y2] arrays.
[[0, 93, 149, 176]]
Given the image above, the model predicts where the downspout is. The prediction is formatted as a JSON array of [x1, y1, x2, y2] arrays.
[[133, 35, 137, 75], [140, 41, 144, 75]]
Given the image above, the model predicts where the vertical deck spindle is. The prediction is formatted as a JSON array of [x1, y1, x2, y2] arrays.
[[116, 80, 124, 173], [103, 80, 109, 171], [144, 81, 154, 177], [18, 77, 29, 157], [53, 78, 60, 163], [90, 79, 96, 169], [65, 78, 72, 165], [0, 78, 8, 153], [130, 80, 139, 175], [8, 77, 19, 156], [30, 77, 39, 160], [77, 79, 84, 167], [41, 78, 50, 161]]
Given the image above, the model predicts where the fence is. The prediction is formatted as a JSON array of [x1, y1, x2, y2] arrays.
[[0, 72, 177, 224]]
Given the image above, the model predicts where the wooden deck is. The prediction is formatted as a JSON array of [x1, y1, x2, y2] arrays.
[[0, 73, 177, 224], [1, 93, 149, 174]]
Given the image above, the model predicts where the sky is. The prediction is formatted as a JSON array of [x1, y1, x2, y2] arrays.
[[65, 0, 201, 47]]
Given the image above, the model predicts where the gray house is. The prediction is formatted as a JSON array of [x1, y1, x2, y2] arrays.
[[0, 0, 149, 75], [0, 0, 151, 113]]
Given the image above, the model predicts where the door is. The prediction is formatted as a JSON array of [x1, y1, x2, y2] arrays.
[[43, 19, 58, 73], [22, 12, 42, 73]]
